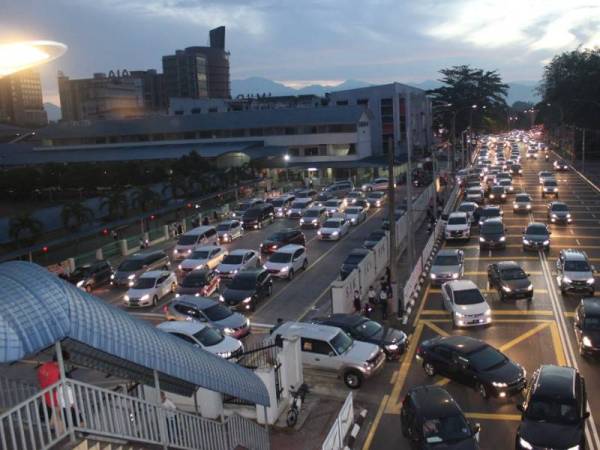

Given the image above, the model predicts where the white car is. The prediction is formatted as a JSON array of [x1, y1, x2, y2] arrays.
[[123, 270, 177, 308], [497, 178, 514, 193], [178, 246, 227, 274], [287, 198, 313, 219], [264, 244, 308, 279], [157, 321, 243, 360], [441, 280, 492, 328], [345, 206, 367, 225], [346, 190, 365, 204], [362, 177, 391, 191], [457, 202, 478, 224], [216, 249, 260, 278], [318, 217, 351, 240], [538, 171, 555, 185], [216, 220, 243, 243], [444, 212, 470, 240], [465, 187, 484, 203], [324, 199, 346, 216]]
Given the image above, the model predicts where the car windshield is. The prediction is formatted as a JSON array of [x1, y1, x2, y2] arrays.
[[348, 192, 362, 198], [181, 273, 208, 287], [118, 259, 144, 271], [304, 210, 321, 217], [268, 232, 288, 241], [271, 199, 286, 207], [323, 220, 341, 228], [552, 204, 568, 211], [482, 208, 500, 218], [354, 320, 382, 338], [368, 192, 384, 199], [540, 172, 552, 177], [501, 268, 527, 280], [516, 195, 530, 202], [422, 415, 472, 444], [467, 188, 481, 194], [583, 316, 600, 330], [236, 203, 252, 212], [325, 201, 339, 207], [330, 331, 353, 354], [544, 181, 557, 187], [448, 216, 467, 225], [132, 278, 156, 289], [564, 260, 591, 271], [345, 254, 365, 265], [434, 255, 459, 266], [482, 222, 504, 234], [453, 288, 484, 305], [202, 304, 232, 321], [469, 345, 506, 371], [346, 208, 361, 214], [177, 235, 198, 246], [71, 266, 92, 277], [458, 204, 475, 212], [222, 255, 243, 265], [269, 252, 292, 263], [291, 201, 309, 208], [244, 209, 261, 218], [525, 398, 580, 425], [194, 327, 224, 346], [217, 224, 231, 231], [526, 225, 548, 235], [190, 250, 210, 259], [228, 276, 256, 290], [499, 180, 511, 186]]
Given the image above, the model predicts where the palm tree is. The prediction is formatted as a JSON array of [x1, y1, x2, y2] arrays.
[[9, 212, 44, 247], [61, 201, 95, 231], [100, 189, 129, 219], [131, 186, 163, 212]]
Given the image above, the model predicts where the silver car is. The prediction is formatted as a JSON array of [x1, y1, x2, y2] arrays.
[[430, 249, 465, 286], [111, 250, 171, 287]]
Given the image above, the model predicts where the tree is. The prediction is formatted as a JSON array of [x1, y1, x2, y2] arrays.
[[132, 186, 163, 212], [100, 189, 129, 219], [162, 176, 190, 200], [61, 201, 95, 231], [9, 212, 43, 247]]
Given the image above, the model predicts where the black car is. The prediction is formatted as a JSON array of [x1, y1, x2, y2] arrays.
[[219, 269, 273, 312], [313, 314, 408, 359], [64, 260, 113, 292], [574, 297, 600, 356], [516, 365, 588, 450], [242, 204, 274, 230], [314, 192, 334, 206], [260, 228, 306, 254], [340, 248, 370, 280], [548, 201, 572, 224], [417, 335, 526, 399], [176, 269, 220, 297], [363, 230, 387, 250], [479, 218, 506, 249], [522, 222, 551, 251], [478, 205, 502, 226], [553, 159, 569, 171], [488, 185, 507, 203], [401, 386, 480, 450], [487, 261, 533, 301]]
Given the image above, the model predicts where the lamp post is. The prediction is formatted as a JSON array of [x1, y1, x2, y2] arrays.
[[283, 154, 290, 183]]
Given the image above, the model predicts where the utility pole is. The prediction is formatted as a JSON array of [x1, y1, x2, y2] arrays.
[[387, 137, 396, 284], [450, 113, 457, 173], [582, 128, 586, 174], [406, 94, 415, 270]]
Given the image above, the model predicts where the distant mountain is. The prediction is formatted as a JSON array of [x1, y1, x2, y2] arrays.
[[44, 103, 61, 122], [230, 77, 373, 98]]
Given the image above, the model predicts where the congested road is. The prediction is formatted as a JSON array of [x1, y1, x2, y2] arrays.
[[363, 137, 600, 450]]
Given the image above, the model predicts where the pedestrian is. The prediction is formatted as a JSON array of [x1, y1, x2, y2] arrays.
[[36, 355, 61, 433], [202, 216, 210, 226], [139, 237, 145, 250], [161, 391, 177, 441], [380, 294, 388, 320], [111, 230, 118, 241], [368, 286, 377, 306], [385, 266, 391, 287], [177, 223, 183, 236], [353, 290, 361, 314]]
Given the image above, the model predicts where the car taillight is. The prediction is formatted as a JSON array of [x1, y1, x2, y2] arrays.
[[162, 305, 169, 314]]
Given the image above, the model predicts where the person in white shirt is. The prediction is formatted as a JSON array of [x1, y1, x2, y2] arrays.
[[161, 391, 177, 440]]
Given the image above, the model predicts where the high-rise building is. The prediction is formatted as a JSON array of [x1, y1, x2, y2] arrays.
[[0, 69, 48, 127], [129, 69, 167, 111], [162, 26, 231, 100]]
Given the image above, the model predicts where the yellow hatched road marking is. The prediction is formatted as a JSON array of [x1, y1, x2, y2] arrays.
[[498, 322, 550, 352], [420, 309, 553, 316], [422, 320, 450, 337], [549, 321, 567, 366], [465, 413, 521, 421]]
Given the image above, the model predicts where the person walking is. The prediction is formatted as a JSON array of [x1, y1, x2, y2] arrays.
[[202, 216, 210, 226], [379, 288, 388, 320], [353, 290, 361, 314], [161, 391, 177, 441], [368, 286, 377, 306], [37, 355, 61, 432]]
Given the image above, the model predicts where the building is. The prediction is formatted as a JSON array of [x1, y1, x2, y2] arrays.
[[129, 69, 167, 111], [0, 69, 47, 127], [58, 71, 146, 121], [169, 94, 324, 115], [162, 26, 231, 100]]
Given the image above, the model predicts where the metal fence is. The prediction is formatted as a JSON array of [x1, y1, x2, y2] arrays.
[[321, 392, 354, 450], [73, 250, 97, 268], [0, 376, 39, 412]]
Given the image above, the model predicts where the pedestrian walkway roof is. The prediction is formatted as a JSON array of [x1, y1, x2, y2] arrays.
[[0, 261, 269, 406]]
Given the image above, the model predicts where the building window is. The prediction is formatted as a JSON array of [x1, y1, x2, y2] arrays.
[[357, 98, 369, 106], [319, 145, 327, 156], [208, 108, 218, 113], [249, 128, 264, 137], [284, 127, 297, 135], [174, 110, 184, 115], [191, 108, 202, 114], [304, 147, 319, 156], [288, 148, 300, 157], [336, 100, 348, 106]]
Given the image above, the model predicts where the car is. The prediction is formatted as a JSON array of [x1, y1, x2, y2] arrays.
[[318, 217, 351, 240], [553, 159, 569, 171], [175, 268, 220, 298], [287, 198, 313, 219], [111, 250, 171, 287], [353, 198, 370, 211], [242, 204, 274, 230], [216, 249, 260, 278], [479, 218, 506, 249], [299, 206, 327, 228], [313, 192, 334, 207], [487, 261, 533, 301], [511, 163, 523, 175], [296, 189, 318, 199], [178, 245, 228, 274], [522, 222, 551, 251], [312, 314, 408, 360], [216, 220, 243, 243], [515, 365, 588, 450], [323, 198, 346, 216], [513, 193, 532, 213], [366, 191, 386, 208], [346, 190, 365, 204], [323, 181, 353, 198], [556, 249, 595, 295], [401, 386, 481, 450], [361, 177, 390, 192], [497, 178, 514, 194], [574, 297, 600, 356], [219, 268, 272, 312], [547, 201, 572, 224], [417, 335, 525, 399], [441, 280, 492, 327], [157, 321, 244, 360], [260, 228, 306, 254], [271, 321, 385, 389], [264, 244, 308, 279], [542, 179, 559, 198], [488, 185, 507, 203], [65, 260, 112, 292], [478, 205, 503, 226], [465, 187, 484, 203], [270, 194, 295, 218], [381, 207, 405, 230], [363, 230, 387, 250], [340, 248, 370, 280], [444, 212, 470, 241], [123, 270, 177, 308], [430, 249, 465, 285], [457, 201, 478, 224], [231, 198, 264, 219], [165, 296, 250, 338], [538, 170, 554, 184], [173, 226, 218, 259], [526, 149, 538, 159], [345, 206, 367, 225]]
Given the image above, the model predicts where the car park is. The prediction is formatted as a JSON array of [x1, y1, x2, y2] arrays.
[[219, 268, 272, 311], [522, 223, 551, 251], [417, 335, 525, 399], [457, 201, 478, 224], [313, 314, 408, 360], [65, 260, 113, 292], [270, 195, 295, 218], [479, 217, 506, 249], [488, 185, 507, 203], [555, 249, 595, 295], [216, 220, 243, 243], [345, 206, 367, 225], [487, 261, 533, 301], [111, 250, 171, 287], [299, 206, 327, 228], [264, 244, 308, 279], [478, 205, 503, 226], [553, 159, 569, 171], [271, 321, 385, 388], [287, 198, 313, 219], [260, 228, 306, 254], [513, 193, 532, 213], [441, 280, 492, 327], [242, 204, 274, 230], [231, 198, 264, 219], [444, 212, 470, 241], [173, 226, 218, 259], [547, 201, 572, 224], [430, 249, 465, 285], [216, 249, 260, 278], [175, 269, 220, 297], [124, 270, 177, 307], [574, 297, 600, 356], [340, 248, 370, 280], [366, 191, 386, 208], [363, 230, 387, 250], [178, 245, 227, 274], [165, 296, 250, 338], [361, 177, 390, 191], [318, 217, 351, 240], [157, 321, 244, 360], [323, 198, 346, 216]]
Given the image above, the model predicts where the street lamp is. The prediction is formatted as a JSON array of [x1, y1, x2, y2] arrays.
[[283, 154, 290, 183], [0, 41, 67, 77]]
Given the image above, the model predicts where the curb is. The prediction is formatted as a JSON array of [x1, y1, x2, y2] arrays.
[[345, 409, 368, 449]]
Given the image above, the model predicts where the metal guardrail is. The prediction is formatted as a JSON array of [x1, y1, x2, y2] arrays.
[[0, 376, 39, 412], [0, 378, 270, 450]]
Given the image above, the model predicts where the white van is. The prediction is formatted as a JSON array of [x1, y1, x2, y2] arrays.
[[173, 226, 218, 259]]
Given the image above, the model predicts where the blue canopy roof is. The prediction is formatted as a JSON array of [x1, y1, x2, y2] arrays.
[[0, 261, 269, 406]]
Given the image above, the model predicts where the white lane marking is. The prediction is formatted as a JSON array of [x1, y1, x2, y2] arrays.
[[569, 228, 574, 235]]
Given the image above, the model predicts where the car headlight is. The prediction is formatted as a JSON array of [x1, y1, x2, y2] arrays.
[[567, 213, 571, 218], [430, 273, 437, 279], [523, 239, 530, 245], [223, 233, 229, 239], [223, 327, 234, 335], [566, 445, 580, 450], [76, 280, 85, 287], [499, 236, 506, 242], [233, 269, 238, 274], [332, 231, 339, 236], [543, 240, 550, 245], [242, 296, 252, 304], [553, 188, 558, 192], [218, 351, 232, 359], [490, 194, 495, 199], [173, 249, 178, 255], [480, 237, 485, 242], [527, 284, 533, 291], [452, 273, 459, 279], [492, 381, 508, 388], [583, 336, 593, 347], [563, 276, 572, 284], [587, 278, 595, 285], [178, 264, 183, 270], [502, 285, 511, 292], [175, 293, 180, 297], [513, 203, 518, 208], [123, 294, 130, 301], [140, 294, 149, 301], [317, 230, 322, 235], [128, 274, 136, 280], [312, 219, 317, 224], [299, 218, 305, 223], [454, 312, 465, 318], [484, 309, 492, 316], [280, 266, 289, 272], [386, 343, 399, 351], [110, 274, 115, 280], [218, 295, 225, 302], [502, 194, 506, 198], [376, 201, 381, 207], [552, 214, 558, 219], [518, 433, 533, 447]]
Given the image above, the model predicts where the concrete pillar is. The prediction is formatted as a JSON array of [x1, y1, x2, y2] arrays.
[[196, 388, 223, 420], [163, 225, 170, 240], [95, 248, 103, 261], [119, 239, 128, 256], [281, 337, 303, 396], [255, 368, 278, 425]]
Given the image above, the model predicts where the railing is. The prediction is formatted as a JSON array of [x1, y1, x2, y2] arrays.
[[0, 378, 269, 450], [321, 392, 354, 450], [0, 376, 39, 412]]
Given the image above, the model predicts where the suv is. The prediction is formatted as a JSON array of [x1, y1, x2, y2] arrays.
[[541, 179, 559, 198], [231, 198, 264, 219], [478, 205, 503, 226], [574, 297, 600, 356], [444, 212, 470, 241], [522, 222, 551, 251], [556, 249, 596, 295], [324, 180, 354, 198], [111, 251, 170, 287], [242, 204, 274, 230], [270, 195, 295, 218], [516, 365, 588, 450], [299, 206, 327, 228], [361, 177, 389, 192], [271, 321, 385, 389], [430, 249, 464, 285], [260, 228, 306, 254], [401, 386, 480, 449], [264, 244, 308, 279], [219, 268, 273, 312], [288, 198, 313, 219], [173, 226, 218, 259], [441, 280, 492, 327], [487, 261, 533, 301], [65, 260, 113, 292], [479, 218, 506, 249]]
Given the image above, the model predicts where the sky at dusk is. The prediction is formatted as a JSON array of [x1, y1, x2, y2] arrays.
[[3, 0, 600, 105]]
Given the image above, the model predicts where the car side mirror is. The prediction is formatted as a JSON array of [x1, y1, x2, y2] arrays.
[[328, 351, 335, 357], [516, 403, 524, 412], [584, 411, 590, 420], [575, 322, 581, 329], [471, 423, 481, 435]]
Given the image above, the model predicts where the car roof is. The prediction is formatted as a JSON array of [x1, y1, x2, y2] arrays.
[[139, 270, 169, 278], [562, 249, 587, 260], [317, 313, 365, 328], [229, 248, 254, 256], [497, 261, 522, 270], [438, 335, 487, 353], [293, 197, 313, 203], [276, 244, 304, 253], [218, 220, 238, 225], [194, 245, 223, 252], [449, 211, 468, 218], [172, 295, 218, 309], [233, 269, 264, 279], [349, 248, 370, 256], [157, 320, 207, 335], [183, 225, 215, 236], [516, 193, 530, 198], [550, 201, 567, 207], [408, 386, 462, 418], [445, 280, 478, 291], [129, 250, 165, 260], [436, 249, 461, 257], [526, 222, 547, 229], [581, 298, 600, 317], [305, 206, 325, 212], [482, 217, 503, 226], [274, 321, 341, 341], [532, 365, 577, 400]]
